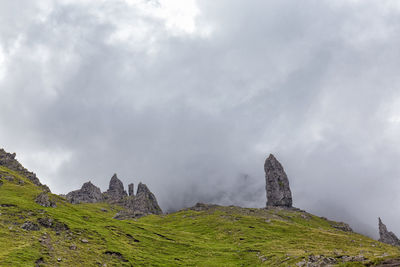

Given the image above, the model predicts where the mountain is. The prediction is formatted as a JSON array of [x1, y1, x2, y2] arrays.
[[0, 149, 399, 266]]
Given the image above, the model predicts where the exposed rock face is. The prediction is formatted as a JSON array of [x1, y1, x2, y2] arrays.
[[133, 182, 162, 214], [378, 217, 400, 246], [35, 192, 56, 207], [66, 181, 103, 204], [115, 182, 162, 219], [104, 174, 127, 202], [128, 183, 134, 196], [0, 148, 49, 191], [264, 154, 292, 207]]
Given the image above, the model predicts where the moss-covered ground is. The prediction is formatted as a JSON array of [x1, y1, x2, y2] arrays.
[[0, 166, 399, 266]]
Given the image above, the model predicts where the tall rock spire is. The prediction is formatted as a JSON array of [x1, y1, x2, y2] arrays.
[[378, 217, 400, 246], [264, 154, 293, 207], [128, 183, 134, 196], [105, 174, 127, 202]]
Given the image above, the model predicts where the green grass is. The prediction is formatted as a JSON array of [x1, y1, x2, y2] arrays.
[[0, 166, 399, 266]]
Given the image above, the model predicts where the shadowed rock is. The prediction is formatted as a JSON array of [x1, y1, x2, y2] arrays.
[[128, 183, 134, 196], [265, 154, 293, 207], [378, 217, 400, 246], [104, 174, 127, 202], [66, 181, 103, 204]]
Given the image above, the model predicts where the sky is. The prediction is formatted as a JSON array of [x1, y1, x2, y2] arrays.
[[1, 0, 400, 238]]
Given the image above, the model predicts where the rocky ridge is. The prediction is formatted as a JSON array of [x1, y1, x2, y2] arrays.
[[378, 217, 400, 246], [0, 149, 49, 191]]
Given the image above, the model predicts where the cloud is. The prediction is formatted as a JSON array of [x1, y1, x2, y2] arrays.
[[1, 0, 400, 238]]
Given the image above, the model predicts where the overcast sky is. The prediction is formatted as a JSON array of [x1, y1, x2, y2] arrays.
[[1, 0, 400, 238]]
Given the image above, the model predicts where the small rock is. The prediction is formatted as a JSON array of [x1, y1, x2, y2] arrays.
[[81, 239, 89, 243], [21, 221, 40, 231], [35, 192, 56, 208]]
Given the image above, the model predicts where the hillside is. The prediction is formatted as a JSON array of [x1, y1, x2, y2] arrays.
[[1, 165, 400, 266]]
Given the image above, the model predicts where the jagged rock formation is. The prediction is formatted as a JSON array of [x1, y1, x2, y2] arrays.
[[115, 183, 162, 219], [65, 175, 162, 219], [378, 217, 400, 246], [128, 183, 134, 196], [0, 148, 49, 191], [35, 192, 56, 207], [104, 174, 127, 202], [66, 181, 103, 204], [264, 154, 293, 207], [133, 182, 162, 214]]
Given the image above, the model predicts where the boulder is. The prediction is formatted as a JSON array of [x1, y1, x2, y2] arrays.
[[66, 181, 103, 204], [378, 217, 400, 246], [35, 192, 56, 207], [264, 154, 293, 207]]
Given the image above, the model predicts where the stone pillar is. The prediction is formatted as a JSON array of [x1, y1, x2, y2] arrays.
[[265, 154, 293, 207], [128, 183, 134, 196]]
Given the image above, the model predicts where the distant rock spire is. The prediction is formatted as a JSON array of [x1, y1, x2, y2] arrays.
[[134, 182, 162, 215], [105, 174, 127, 201], [264, 154, 293, 207], [378, 217, 400, 246], [115, 182, 162, 219], [128, 183, 134, 196]]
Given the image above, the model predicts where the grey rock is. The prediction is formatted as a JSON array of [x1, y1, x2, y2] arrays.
[[133, 182, 162, 214], [66, 181, 103, 204], [264, 154, 293, 207], [128, 183, 134, 196], [331, 221, 353, 232], [104, 174, 127, 202], [37, 217, 69, 231], [35, 192, 56, 207], [0, 148, 49, 191], [21, 221, 40, 231], [115, 182, 162, 219], [378, 217, 400, 246]]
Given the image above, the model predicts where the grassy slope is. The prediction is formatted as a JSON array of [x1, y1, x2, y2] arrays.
[[0, 166, 399, 266]]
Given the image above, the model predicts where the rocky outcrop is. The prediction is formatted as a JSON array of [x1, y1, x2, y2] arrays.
[[265, 154, 293, 207], [115, 182, 162, 219], [104, 174, 127, 202], [0, 148, 49, 191], [378, 217, 400, 246], [21, 221, 40, 231], [35, 192, 56, 207], [128, 183, 134, 196], [66, 181, 103, 204]]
